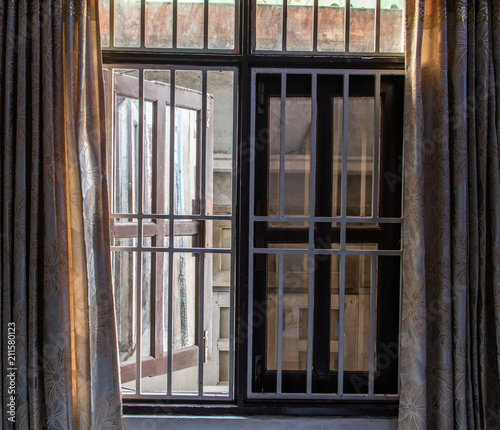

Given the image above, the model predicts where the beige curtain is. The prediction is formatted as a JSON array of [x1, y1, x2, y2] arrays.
[[1, 0, 122, 428], [401, 0, 500, 428]]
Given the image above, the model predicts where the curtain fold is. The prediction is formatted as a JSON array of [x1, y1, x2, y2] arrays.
[[401, 0, 500, 428], [1, 1, 122, 428]]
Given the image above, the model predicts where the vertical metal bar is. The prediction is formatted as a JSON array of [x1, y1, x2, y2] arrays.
[[337, 74, 349, 396], [173, 0, 178, 49], [279, 72, 286, 218], [247, 70, 257, 397], [368, 254, 377, 396], [337, 253, 345, 396], [203, 0, 209, 49], [167, 70, 176, 396], [312, 0, 318, 52], [201, 71, 208, 217], [375, 0, 381, 53], [277, 254, 284, 394], [282, 0, 288, 52], [344, 0, 350, 53], [140, 0, 146, 48], [306, 73, 317, 395], [135, 69, 145, 394], [197, 70, 208, 396], [110, 0, 115, 48], [228, 69, 238, 399], [373, 74, 381, 219], [198, 252, 205, 395]]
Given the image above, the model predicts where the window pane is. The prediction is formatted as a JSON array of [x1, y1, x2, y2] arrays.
[[256, 0, 283, 51], [380, 0, 404, 53], [318, 1, 344, 52], [113, 70, 140, 214], [99, 0, 110, 47], [172, 252, 199, 394], [113, 251, 138, 393], [114, 0, 140, 47], [177, 0, 204, 49], [146, 0, 173, 48], [287, 2, 313, 51], [208, 0, 235, 50], [349, 0, 376, 52], [347, 77, 375, 217], [208, 71, 234, 215]]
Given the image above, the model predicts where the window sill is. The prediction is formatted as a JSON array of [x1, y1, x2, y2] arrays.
[[123, 415, 397, 430]]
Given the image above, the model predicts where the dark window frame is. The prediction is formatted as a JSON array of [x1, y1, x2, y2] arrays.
[[102, 0, 404, 417]]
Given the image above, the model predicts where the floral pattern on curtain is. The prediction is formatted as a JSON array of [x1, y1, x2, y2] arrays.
[[401, 0, 500, 428], [1, 0, 122, 428]]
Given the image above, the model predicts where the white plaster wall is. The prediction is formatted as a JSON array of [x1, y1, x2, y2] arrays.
[[124, 416, 397, 430]]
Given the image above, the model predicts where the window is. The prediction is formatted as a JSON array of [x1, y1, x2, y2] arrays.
[[100, 0, 404, 413]]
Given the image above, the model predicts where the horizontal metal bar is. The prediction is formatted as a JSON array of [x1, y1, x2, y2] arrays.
[[111, 247, 233, 253], [245, 393, 399, 400], [111, 214, 232, 221], [250, 68, 405, 75], [250, 248, 402, 256], [251, 216, 402, 224]]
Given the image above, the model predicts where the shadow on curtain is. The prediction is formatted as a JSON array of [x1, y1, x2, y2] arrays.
[[401, 0, 500, 428], [1, 0, 122, 427]]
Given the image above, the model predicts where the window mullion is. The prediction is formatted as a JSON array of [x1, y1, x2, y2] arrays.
[[167, 70, 176, 397]]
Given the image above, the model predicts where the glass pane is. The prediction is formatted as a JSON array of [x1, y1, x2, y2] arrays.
[[380, 0, 404, 53], [208, 0, 235, 50], [347, 92, 375, 217], [265, 254, 278, 371], [343, 254, 372, 394], [208, 71, 234, 215], [144, 70, 171, 214], [282, 253, 308, 372], [287, 2, 313, 51], [268, 93, 312, 215], [177, 0, 204, 49], [114, 71, 140, 214], [113, 251, 137, 393], [146, 0, 173, 48], [350, 0, 376, 52], [141, 251, 168, 394], [143, 101, 154, 214], [256, 0, 283, 51], [114, 0, 140, 47], [204, 254, 230, 395], [173, 220, 201, 248], [172, 252, 199, 394], [332, 97, 343, 217], [142, 219, 169, 248], [99, 0, 110, 47], [329, 255, 340, 371], [174, 71, 202, 215], [318, 1, 344, 52], [314, 222, 341, 249]]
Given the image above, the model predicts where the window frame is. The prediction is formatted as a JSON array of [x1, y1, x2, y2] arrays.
[[101, 0, 404, 417]]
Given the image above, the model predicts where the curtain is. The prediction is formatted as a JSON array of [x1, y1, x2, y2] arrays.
[[1, 0, 122, 428], [400, 0, 500, 428]]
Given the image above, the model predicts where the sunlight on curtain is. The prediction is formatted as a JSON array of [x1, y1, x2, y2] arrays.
[[0, 1, 122, 427]]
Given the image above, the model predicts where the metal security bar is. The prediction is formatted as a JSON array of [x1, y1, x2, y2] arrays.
[[107, 65, 237, 400], [248, 68, 404, 400]]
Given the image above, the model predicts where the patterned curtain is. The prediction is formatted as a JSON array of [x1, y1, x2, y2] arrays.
[[1, 1, 122, 428], [400, 0, 500, 428]]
